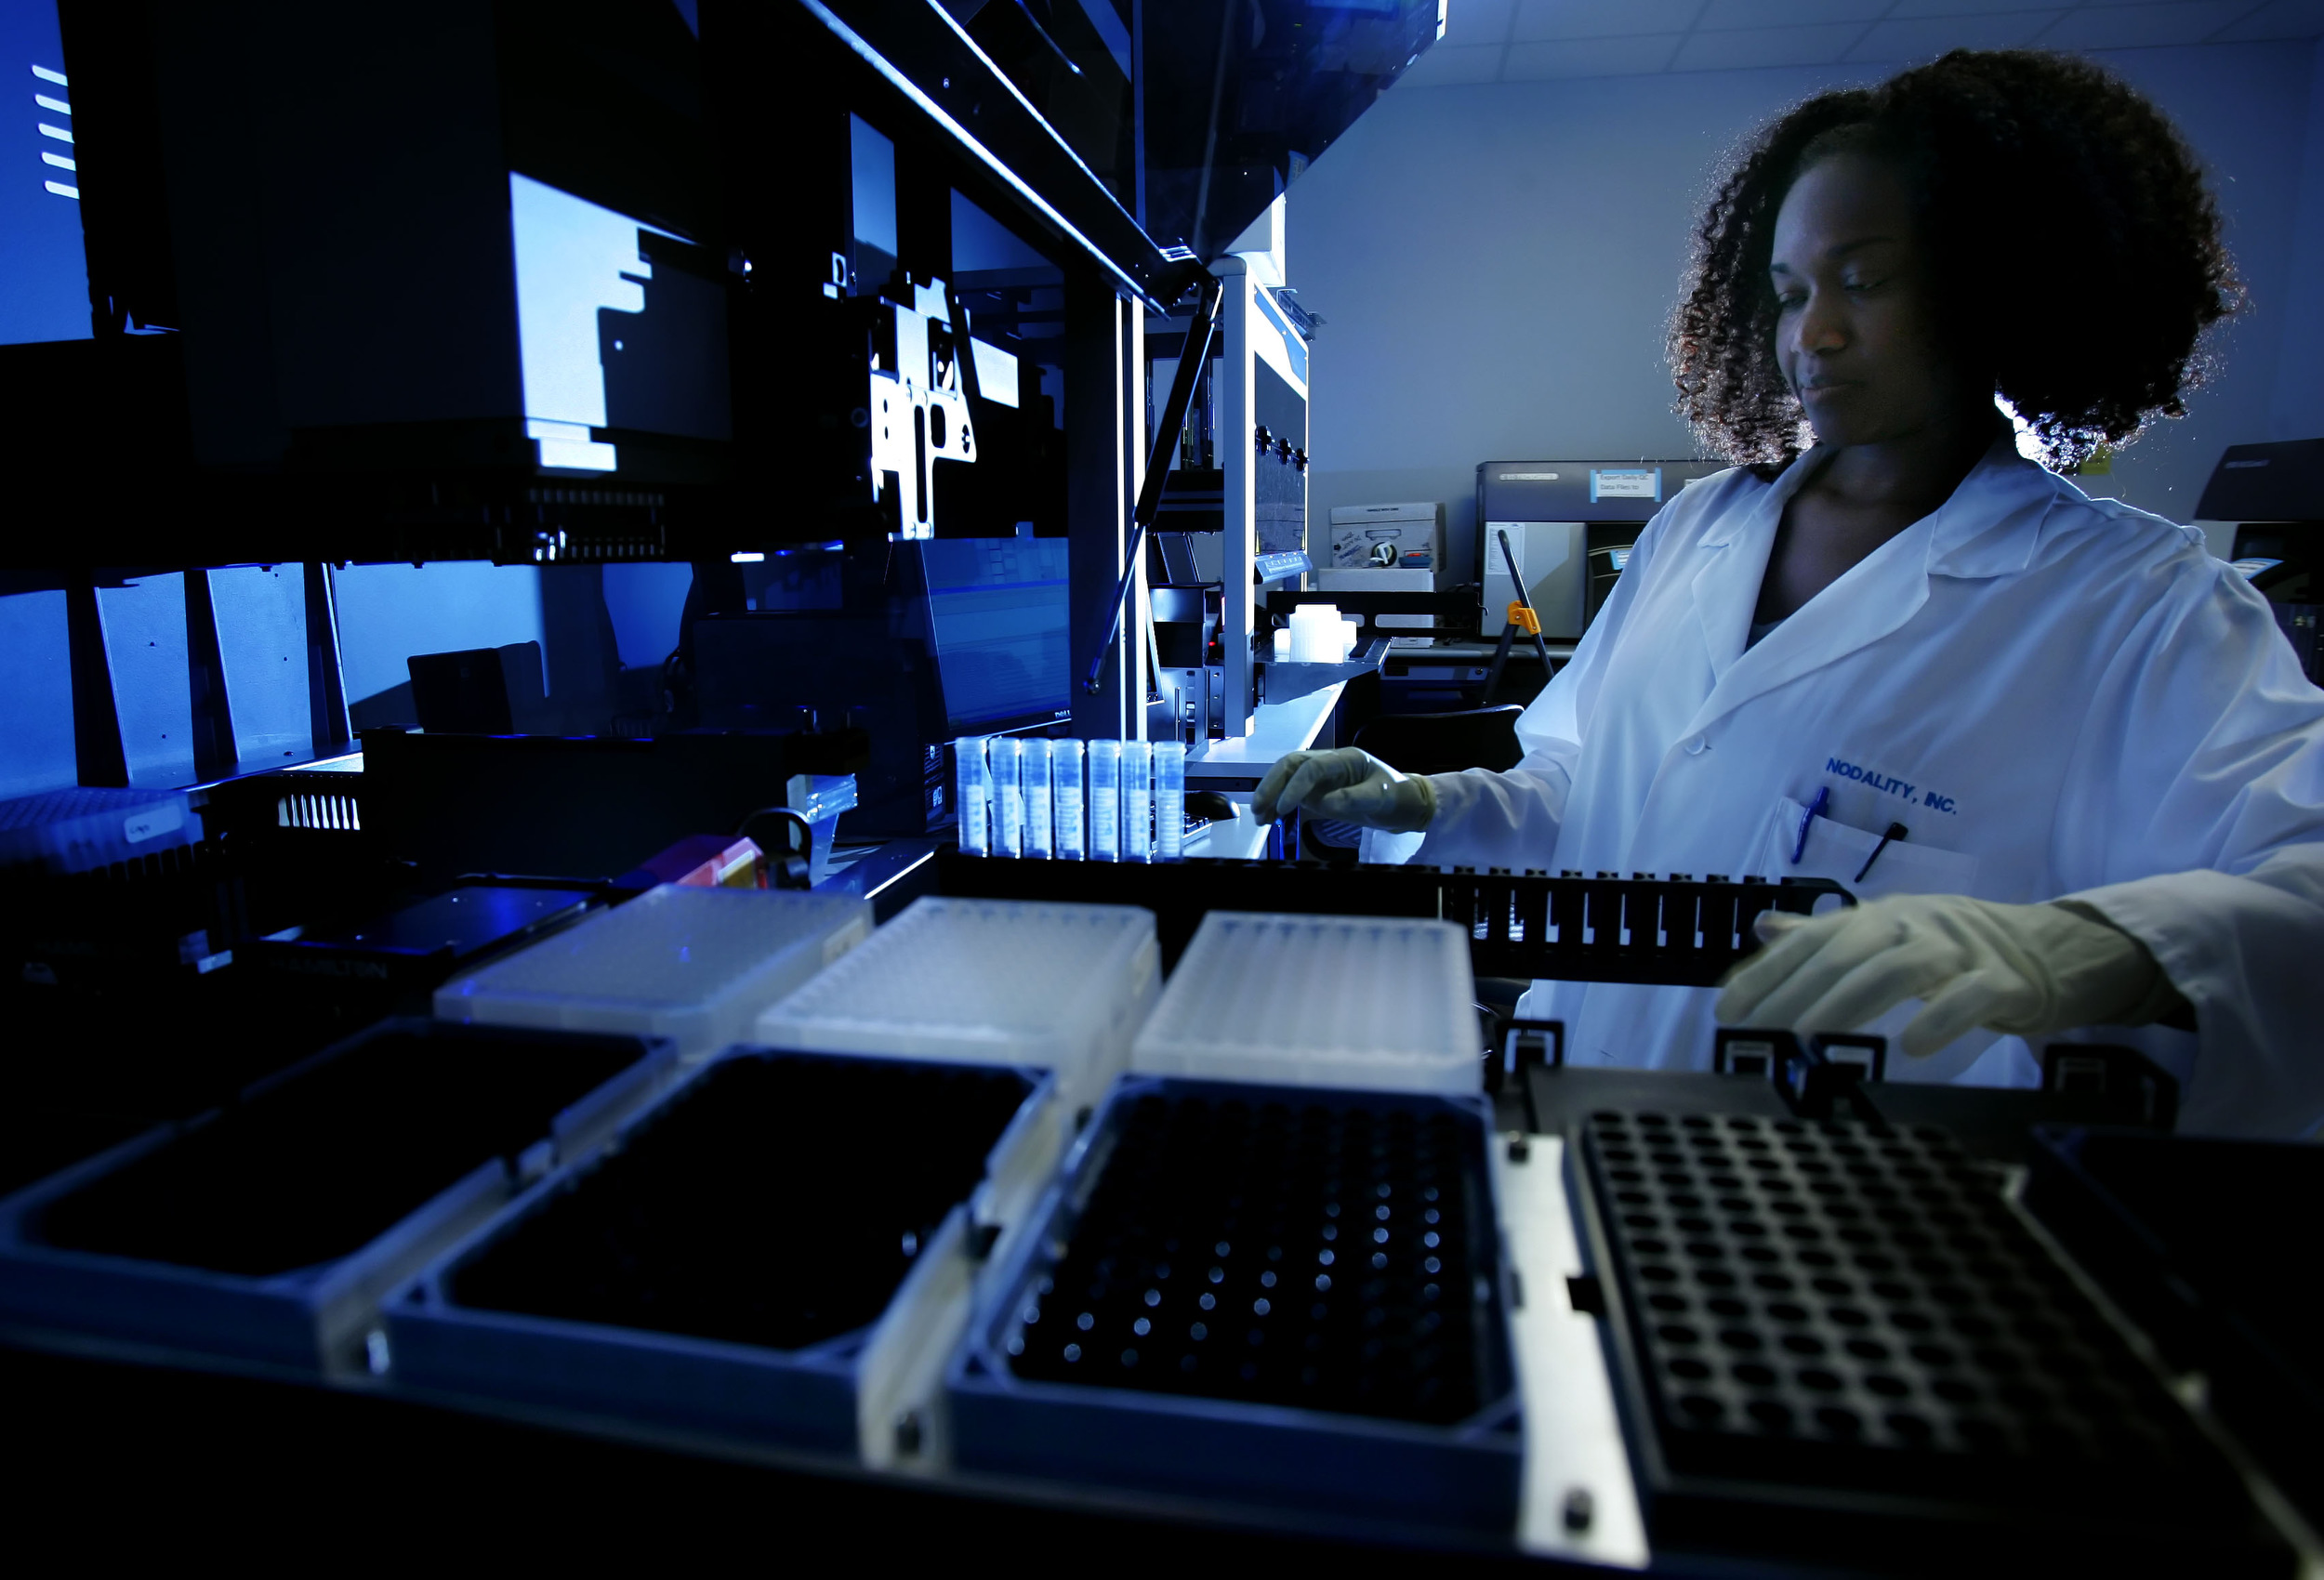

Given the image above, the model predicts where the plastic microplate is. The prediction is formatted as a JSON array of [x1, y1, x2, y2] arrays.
[[752, 896, 1159, 1108], [435, 884, 873, 1059], [1131, 911, 1480, 1093]]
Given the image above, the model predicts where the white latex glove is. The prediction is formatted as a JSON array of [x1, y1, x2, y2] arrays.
[[1252, 747, 1437, 834], [1715, 893, 2179, 1058]]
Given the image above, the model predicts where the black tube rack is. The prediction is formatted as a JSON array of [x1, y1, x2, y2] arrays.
[[937, 847, 1848, 983], [1572, 1109, 2287, 1572], [949, 1077, 1522, 1534]]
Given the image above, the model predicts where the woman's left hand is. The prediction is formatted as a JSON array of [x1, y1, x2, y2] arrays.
[[1715, 893, 2180, 1056]]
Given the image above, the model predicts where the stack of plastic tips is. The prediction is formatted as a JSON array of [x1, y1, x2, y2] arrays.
[[1123, 741, 1153, 862], [1023, 739, 1053, 859], [956, 738, 1093, 861], [991, 738, 1023, 858], [435, 885, 875, 1060], [1054, 741, 1086, 860], [1088, 740, 1121, 862], [754, 896, 1160, 1111], [1155, 741, 1186, 861], [956, 738, 991, 857], [1131, 911, 1479, 1093]]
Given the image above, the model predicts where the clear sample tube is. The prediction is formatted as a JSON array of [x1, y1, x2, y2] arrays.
[[1155, 740, 1186, 862], [1089, 739, 1121, 862], [955, 737, 989, 856], [991, 737, 1023, 858], [1124, 741, 1153, 863], [1054, 741, 1086, 861], [1023, 738, 1053, 859]]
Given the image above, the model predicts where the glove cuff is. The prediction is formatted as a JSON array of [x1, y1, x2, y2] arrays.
[[1983, 902, 2175, 1037], [1410, 772, 1438, 832], [2053, 901, 2187, 1027]]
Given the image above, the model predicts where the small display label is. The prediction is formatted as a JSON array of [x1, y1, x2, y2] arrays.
[[1591, 467, 1660, 502], [124, 802, 185, 844]]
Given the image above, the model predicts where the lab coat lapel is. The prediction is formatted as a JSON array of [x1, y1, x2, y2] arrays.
[[1685, 450, 1815, 686], [1694, 518, 1933, 732], [1681, 442, 2033, 737]]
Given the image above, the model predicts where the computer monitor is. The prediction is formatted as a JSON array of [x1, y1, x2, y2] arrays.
[[918, 537, 1072, 736], [3, 1, 94, 346], [694, 536, 1072, 836]]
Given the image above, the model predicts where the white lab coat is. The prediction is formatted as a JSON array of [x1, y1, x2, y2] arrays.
[[1394, 439, 2324, 1137]]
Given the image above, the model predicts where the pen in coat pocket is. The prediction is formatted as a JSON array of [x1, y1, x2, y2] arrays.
[[1790, 785, 1829, 865], [1854, 823, 1909, 884]]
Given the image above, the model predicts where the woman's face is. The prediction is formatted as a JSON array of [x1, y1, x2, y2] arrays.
[[1769, 151, 1972, 450]]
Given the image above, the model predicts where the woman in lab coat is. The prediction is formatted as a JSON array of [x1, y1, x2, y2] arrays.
[[1257, 50, 2324, 1137]]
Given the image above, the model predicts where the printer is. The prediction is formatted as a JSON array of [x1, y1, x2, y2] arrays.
[[2197, 438, 2324, 683]]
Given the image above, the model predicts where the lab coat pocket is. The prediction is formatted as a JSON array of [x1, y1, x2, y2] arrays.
[[1763, 796, 1980, 903]]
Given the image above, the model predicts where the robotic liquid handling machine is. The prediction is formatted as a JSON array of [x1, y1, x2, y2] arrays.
[[1136, 222, 1320, 748]]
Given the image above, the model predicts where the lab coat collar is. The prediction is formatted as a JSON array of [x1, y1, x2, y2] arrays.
[[1691, 431, 2052, 560], [1682, 434, 2054, 733], [1923, 438, 2067, 580], [1691, 447, 1819, 551]]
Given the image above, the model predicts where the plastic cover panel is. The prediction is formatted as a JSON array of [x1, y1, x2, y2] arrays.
[[1132, 911, 1476, 1092], [753, 896, 1157, 1102], [436, 884, 872, 1057]]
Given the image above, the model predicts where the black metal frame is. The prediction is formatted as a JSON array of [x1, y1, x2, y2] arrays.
[[1085, 277, 1224, 694], [1, 0, 1175, 573], [8, 0, 1171, 789], [804, 0, 1195, 309]]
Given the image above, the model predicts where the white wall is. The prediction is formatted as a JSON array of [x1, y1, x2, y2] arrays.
[[2271, 37, 2324, 447], [1289, 37, 2324, 573]]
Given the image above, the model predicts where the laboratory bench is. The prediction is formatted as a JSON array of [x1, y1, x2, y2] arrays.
[[0, 1042, 2300, 1573], [3, 831, 2316, 1573], [1378, 639, 1577, 714]]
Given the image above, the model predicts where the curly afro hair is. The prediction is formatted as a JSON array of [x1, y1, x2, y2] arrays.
[[1670, 50, 2241, 471]]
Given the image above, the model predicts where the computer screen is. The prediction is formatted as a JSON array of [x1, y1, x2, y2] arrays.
[[918, 537, 1071, 734]]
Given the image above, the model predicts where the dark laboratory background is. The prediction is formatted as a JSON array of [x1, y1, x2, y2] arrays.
[[0, 0, 2318, 1569]]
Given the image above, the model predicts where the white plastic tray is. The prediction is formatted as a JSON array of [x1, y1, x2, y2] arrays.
[[435, 885, 873, 1059], [752, 896, 1159, 1113], [1131, 911, 1479, 1093]]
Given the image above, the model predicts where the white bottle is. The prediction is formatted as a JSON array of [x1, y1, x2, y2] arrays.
[[1023, 738, 1053, 859], [1089, 739, 1120, 862], [1155, 740, 1186, 862], [1054, 741, 1086, 861], [991, 737, 1023, 858], [1123, 741, 1153, 863], [955, 737, 989, 856], [1289, 602, 1342, 662]]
